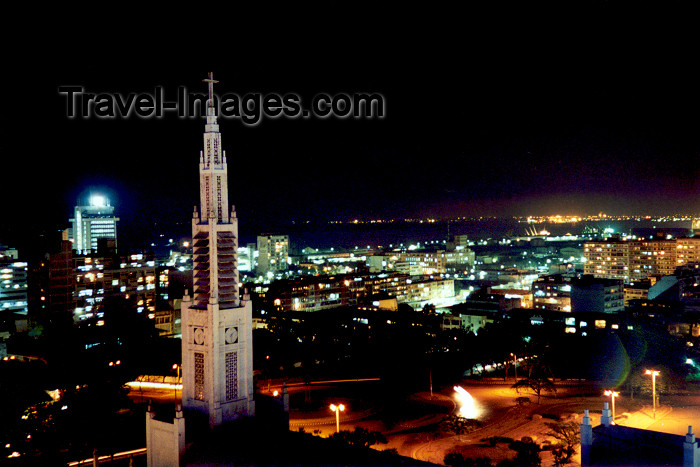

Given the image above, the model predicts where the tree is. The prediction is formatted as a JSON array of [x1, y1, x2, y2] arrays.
[[544, 421, 579, 466], [512, 355, 556, 404], [512, 376, 556, 404]]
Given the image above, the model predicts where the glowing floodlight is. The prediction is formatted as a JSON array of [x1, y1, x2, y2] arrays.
[[90, 195, 107, 207]]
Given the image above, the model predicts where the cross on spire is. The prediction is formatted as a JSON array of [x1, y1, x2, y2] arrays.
[[203, 72, 219, 107]]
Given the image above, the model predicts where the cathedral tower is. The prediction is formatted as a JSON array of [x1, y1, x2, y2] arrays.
[[181, 73, 255, 426]]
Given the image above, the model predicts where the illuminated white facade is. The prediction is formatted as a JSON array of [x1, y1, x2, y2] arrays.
[[181, 74, 255, 426], [69, 196, 119, 254], [391, 250, 447, 276], [693, 218, 700, 236]]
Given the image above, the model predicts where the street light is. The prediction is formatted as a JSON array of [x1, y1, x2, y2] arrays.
[[510, 353, 517, 380], [604, 390, 619, 423], [330, 403, 345, 433], [645, 369, 660, 419]]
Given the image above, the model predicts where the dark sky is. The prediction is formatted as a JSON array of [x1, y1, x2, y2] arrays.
[[2, 5, 699, 253]]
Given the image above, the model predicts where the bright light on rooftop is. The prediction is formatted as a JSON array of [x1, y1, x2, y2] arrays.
[[90, 195, 107, 207]]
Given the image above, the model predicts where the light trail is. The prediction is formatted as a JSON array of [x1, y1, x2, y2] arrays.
[[126, 381, 182, 390], [453, 385, 481, 419]]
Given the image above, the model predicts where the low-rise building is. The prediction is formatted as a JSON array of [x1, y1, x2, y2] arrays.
[[532, 274, 572, 312], [405, 278, 455, 308], [623, 280, 651, 307], [390, 250, 446, 276], [440, 313, 465, 331], [531, 274, 624, 313], [261, 272, 455, 312], [570, 275, 624, 314]]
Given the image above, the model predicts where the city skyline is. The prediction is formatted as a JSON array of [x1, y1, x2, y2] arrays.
[[2, 7, 698, 255], [4, 7, 700, 462]]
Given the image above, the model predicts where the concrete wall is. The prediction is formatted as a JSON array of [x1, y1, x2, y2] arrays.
[[146, 406, 185, 467]]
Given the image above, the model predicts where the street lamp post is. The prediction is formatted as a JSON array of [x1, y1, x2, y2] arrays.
[[172, 364, 181, 402], [645, 369, 660, 419], [330, 403, 345, 433], [510, 353, 517, 380], [604, 390, 619, 423]]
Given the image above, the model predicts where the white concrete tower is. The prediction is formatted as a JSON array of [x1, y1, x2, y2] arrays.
[[181, 72, 255, 426]]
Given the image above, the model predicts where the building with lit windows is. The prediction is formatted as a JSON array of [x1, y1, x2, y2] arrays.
[[68, 195, 119, 254], [390, 250, 447, 276], [623, 280, 653, 307], [262, 272, 457, 312], [367, 247, 473, 276], [256, 234, 289, 275], [677, 237, 700, 266], [405, 278, 455, 308], [639, 238, 677, 277], [531, 274, 623, 313], [444, 248, 476, 270], [584, 237, 698, 283], [48, 241, 156, 323], [532, 274, 572, 312], [0, 247, 28, 317], [583, 240, 634, 281]]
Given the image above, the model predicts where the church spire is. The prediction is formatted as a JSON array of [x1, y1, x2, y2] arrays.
[[203, 72, 219, 132], [198, 72, 228, 222], [183, 71, 255, 427]]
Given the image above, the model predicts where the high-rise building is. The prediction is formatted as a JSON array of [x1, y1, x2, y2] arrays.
[[181, 74, 255, 427], [256, 234, 289, 275], [69, 195, 119, 254], [639, 238, 677, 277], [46, 240, 157, 324], [583, 240, 633, 282], [584, 237, 697, 283]]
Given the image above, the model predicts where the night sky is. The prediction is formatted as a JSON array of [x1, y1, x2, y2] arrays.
[[2, 5, 699, 254]]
